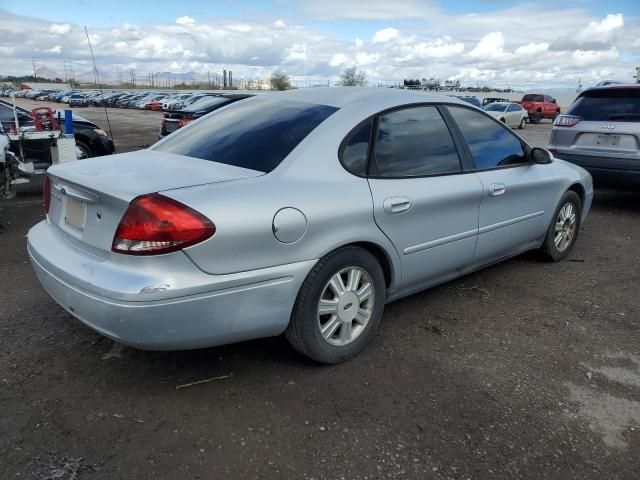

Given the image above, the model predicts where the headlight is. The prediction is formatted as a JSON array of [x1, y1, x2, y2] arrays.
[[94, 128, 108, 137]]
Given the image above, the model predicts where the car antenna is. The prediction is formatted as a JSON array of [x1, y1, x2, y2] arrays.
[[84, 26, 115, 151]]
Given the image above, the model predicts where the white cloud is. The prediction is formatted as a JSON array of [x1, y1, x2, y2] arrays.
[[469, 31, 509, 60], [576, 13, 623, 44], [49, 23, 71, 35], [355, 51, 380, 66], [329, 53, 349, 67], [372, 28, 400, 44], [355, 38, 364, 48], [395, 38, 464, 62], [273, 19, 287, 30], [572, 48, 619, 67], [176, 16, 196, 26], [0, 46, 15, 55], [44, 45, 62, 54], [515, 42, 549, 56]]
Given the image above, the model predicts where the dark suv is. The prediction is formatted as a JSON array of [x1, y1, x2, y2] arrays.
[[549, 85, 640, 187], [159, 94, 252, 138]]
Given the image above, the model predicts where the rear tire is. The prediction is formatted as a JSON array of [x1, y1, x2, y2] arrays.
[[285, 246, 386, 364], [541, 191, 582, 262]]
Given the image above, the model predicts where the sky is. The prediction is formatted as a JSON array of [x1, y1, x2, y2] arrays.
[[0, 0, 638, 89]]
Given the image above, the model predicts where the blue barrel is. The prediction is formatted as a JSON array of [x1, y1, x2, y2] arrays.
[[64, 110, 73, 136]]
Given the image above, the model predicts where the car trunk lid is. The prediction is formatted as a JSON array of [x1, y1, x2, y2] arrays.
[[46, 150, 262, 253]]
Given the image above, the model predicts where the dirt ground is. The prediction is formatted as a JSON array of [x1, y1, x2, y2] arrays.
[[1, 99, 639, 479]]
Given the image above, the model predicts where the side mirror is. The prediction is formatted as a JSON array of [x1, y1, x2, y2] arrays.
[[531, 147, 552, 164]]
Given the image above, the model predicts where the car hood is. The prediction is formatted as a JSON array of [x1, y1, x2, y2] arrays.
[[47, 150, 264, 202]]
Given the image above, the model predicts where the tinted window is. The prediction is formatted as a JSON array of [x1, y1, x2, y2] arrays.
[[0, 104, 13, 122], [373, 106, 461, 177], [522, 94, 543, 102], [567, 89, 640, 122], [485, 103, 506, 112], [506, 104, 520, 112], [448, 106, 527, 169], [341, 120, 372, 176], [155, 99, 338, 173], [184, 96, 234, 112]]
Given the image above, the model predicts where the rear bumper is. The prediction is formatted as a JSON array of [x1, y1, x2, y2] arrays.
[[28, 220, 315, 350], [554, 152, 640, 186]]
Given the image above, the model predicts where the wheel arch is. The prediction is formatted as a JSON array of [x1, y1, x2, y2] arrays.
[[568, 182, 585, 205]]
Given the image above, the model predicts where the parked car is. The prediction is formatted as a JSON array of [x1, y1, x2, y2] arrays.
[[159, 94, 251, 138], [450, 95, 482, 108], [29, 88, 592, 364], [482, 97, 510, 107], [484, 102, 528, 129], [162, 93, 194, 111], [516, 94, 560, 124], [68, 93, 89, 107], [549, 85, 640, 187], [0, 99, 115, 168]]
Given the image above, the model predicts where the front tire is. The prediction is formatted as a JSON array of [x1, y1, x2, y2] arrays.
[[541, 191, 582, 261], [518, 118, 526, 129], [285, 246, 386, 364]]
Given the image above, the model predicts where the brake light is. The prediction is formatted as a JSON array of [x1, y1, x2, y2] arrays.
[[112, 194, 215, 255], [554, 115, 581, 127], [43, 176, 51, 214], [178, 117, 196, 128]]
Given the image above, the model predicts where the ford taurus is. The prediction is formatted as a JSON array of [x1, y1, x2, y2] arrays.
[[28, 88, 593, 364]]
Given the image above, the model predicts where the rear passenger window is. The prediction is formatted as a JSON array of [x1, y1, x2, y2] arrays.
[[372, 106, 462, 177], [567, 90, 640, 122], [447, 106, 527, 170], [341, 120, 372, 176]]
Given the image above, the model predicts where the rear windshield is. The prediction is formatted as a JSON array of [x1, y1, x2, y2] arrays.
[[155, 99, 338, 173], [522, 94, 543, 102], [568, 89, 640, 122]]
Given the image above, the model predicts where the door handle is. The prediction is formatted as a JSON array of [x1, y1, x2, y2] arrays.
[[383, 196, 412, 214], [488, 183, 506, 197]]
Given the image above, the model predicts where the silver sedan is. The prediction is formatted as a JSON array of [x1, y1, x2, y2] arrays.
[[28, 88, 593, 364]]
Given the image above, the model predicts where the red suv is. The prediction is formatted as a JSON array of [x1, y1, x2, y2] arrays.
[[517, 94, 561, 124]]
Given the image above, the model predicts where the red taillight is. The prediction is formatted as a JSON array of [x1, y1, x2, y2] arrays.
[[178, 117, 196, 128], [112, 194, 215, 255], [554, 115, 581, 127], [43, 176, 51, 214]]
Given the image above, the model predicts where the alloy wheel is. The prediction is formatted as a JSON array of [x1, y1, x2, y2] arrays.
[[554, 202, 577, 252], [317, 267, 375, 346]]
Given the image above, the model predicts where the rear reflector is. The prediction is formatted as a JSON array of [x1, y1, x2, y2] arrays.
[[112, 194, 215, 255], [554, 115, 581, 127], [43, 176, 51, 215]]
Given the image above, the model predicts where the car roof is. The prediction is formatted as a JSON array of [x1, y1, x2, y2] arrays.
[[265, 87, 469, 110]]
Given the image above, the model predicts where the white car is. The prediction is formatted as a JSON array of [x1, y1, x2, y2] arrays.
[[484, 102, 528, 129]]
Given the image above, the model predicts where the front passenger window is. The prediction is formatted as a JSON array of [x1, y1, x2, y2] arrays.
[[447, 106, 527, 169]]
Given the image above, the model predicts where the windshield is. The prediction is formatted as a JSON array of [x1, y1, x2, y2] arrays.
[[155, 99, 338, 173], [184, 96, 234, 111], [484, 103, 506, 112]]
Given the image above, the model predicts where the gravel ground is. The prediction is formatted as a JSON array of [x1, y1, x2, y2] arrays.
[[1, 99, 639, 479]]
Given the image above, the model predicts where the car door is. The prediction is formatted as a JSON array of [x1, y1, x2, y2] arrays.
[[446, 105, 558, 264], [365, 105, 484, 288], [506, 104, 520, 127]]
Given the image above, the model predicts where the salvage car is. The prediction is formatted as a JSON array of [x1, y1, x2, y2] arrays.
[[484, 102, 528, 129], [549, 84, 640, 187], [0, 100, 115, 165], [28, 88, 592, 364]]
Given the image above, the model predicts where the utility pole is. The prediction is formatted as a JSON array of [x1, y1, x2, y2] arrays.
[[32, 57, 37, 80], [208, 70, 211, 89]]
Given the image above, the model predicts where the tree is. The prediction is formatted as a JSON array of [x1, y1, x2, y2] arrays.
[[337, 67, 367, 86], [270, 71, 291, 91]]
